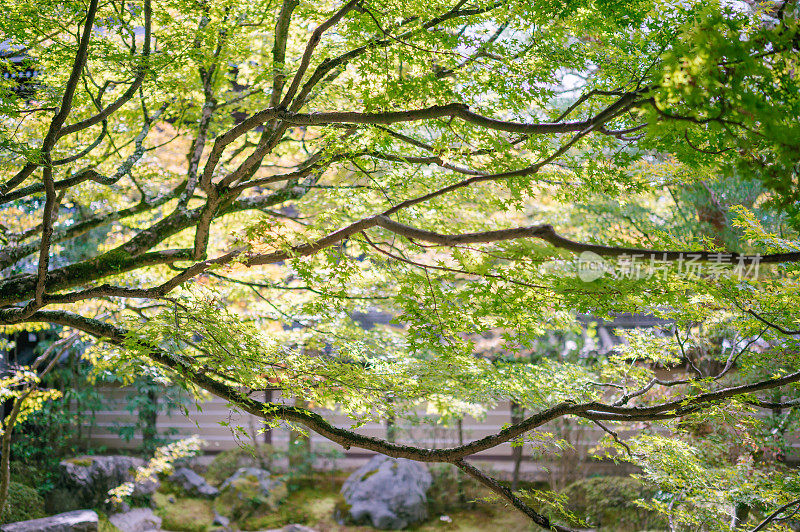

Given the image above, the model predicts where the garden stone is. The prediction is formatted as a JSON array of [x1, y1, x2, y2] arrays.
[[169, 466, 219, 498], [108, 508, 161, 532], [60, 455, 159, 508], [215, 467, 287, 519], [338, 455, 432, 530], [0, 509, 98, 532], [212, 511, 230, 528]]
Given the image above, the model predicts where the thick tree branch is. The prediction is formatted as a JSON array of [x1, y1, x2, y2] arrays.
[[0, 249, 193, 308], [3, 207, 797, 308], [10, 311, 799, 465], [10, 0, 100, 321], [279, 99, 638, 134], [56, 0, 152, 139], [270, 0, 300, 108], [373, 216, 799, 263], [279, 0, 361, 108]]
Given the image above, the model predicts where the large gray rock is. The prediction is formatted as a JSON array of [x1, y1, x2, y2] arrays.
[[60, 456, 158, 507], [219, 467, 278, 492], [338, 455, 432, 530], [108, 508, 161, 532], [169, 467, 219, 498], [0, 510, 98, 532]]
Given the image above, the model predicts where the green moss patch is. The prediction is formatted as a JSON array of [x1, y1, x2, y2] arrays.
[[98, 513, 121, 532], [153, 492, 214, 532], [240, 487, 339, 531], [64, 457, 94, 467], [215, 477, 287, 523], [359, 468, 379, 482]]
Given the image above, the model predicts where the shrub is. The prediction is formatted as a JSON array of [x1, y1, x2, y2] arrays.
[[214, 473, 288, 523], [10, 460, 57, 495], [561, 476, 666, 531], [0, 482, 46, 524], [205, 444, 275, 486], [426, 463, 485, 515], [283, 441, 343, 492]]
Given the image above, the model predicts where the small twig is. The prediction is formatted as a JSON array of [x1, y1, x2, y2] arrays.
[[592, 419, 635, 457]]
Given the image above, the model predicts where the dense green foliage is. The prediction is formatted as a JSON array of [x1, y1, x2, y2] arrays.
[[1, 0, 800, 528], [560, 476, 665, 531], [8, 355, 189, 498], [0, 482, 45, 524]]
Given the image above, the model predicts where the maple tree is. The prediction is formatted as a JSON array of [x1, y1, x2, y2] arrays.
[[2, 0, 800, 528]]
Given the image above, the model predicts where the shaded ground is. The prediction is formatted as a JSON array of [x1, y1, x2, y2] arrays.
[[137, 484, 537, 532]]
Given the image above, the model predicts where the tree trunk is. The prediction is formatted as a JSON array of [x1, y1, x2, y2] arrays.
[[288, 397, 311, 469], [457, 418, 466, 504], [386, 396, 396, 443], [0, 395, 27, 519], [511, 401, 524, 491], [263, 389, 273, 445], [140, 385, 158, 456]]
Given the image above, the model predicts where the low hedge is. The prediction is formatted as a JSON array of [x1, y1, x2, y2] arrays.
[[561, 476, 666, 531], [0, 481, 46, 524]]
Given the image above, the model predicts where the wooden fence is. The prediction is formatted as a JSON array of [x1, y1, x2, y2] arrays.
[[80, 385, 800, 487], [79, 386, 646, 486]]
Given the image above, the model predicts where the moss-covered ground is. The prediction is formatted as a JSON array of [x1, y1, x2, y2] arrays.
[[138, 484, 537, 532], [152, 492, 216, 532], [101, 474, 664, 531]]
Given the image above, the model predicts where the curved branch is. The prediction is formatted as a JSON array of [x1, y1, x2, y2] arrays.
[[0, 168, 115, 205], [744, 308, 800, 335], [751, 498, 800, 532], [51, 120, 108, 165], [288, 1, 505, 111], [455, 459, 577, 532], [281, 98, 638, 134], [8, 309, 800, 532], [12, 310, 800, 461], [373, 216, 799, 264]]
